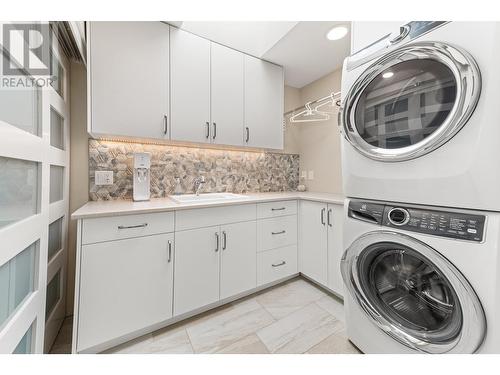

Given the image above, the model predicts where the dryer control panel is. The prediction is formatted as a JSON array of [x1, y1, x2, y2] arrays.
[[348, 200, 486, 242]]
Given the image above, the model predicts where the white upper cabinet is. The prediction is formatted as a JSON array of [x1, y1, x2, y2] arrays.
[[170, 28, 211, 144], [210, 43, 245, 147], [89, 22, 170, 139], [244, 55, 284, 150], [351, 21, 406, 54]]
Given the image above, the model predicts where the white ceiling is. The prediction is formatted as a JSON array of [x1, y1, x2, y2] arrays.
[[171, 21, 351, 88]]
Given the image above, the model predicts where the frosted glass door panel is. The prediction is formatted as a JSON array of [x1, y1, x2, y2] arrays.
[[50, 108, 64, 150], [13, 324, 33, 354], [0, 157, 39, 228], [49, 165, 64, 203], [0, 86, 41, 136], [45, 269, 60, 320], [48, 217, 63, 261], [0, 263, 9, 326]]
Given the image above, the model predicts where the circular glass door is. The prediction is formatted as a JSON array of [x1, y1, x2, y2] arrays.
[[341, 231, 486, 353], [342, 42, 481, 161]]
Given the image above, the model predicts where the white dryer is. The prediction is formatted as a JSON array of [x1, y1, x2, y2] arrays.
[[341, 198, 500, 354], [340, 21, 500, 211]]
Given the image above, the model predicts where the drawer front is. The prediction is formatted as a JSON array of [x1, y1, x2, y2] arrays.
[[175, 204, 256, 231], [257, 245, 298, 286], [257, 200, 297, 219], [257, 215, 297, 252], [82, 212, 174, 244]]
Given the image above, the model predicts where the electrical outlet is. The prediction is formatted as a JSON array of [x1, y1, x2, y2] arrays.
[[301, 170, 307, 179], [308, 170, 314, 180], [95, 171, 114, 185]]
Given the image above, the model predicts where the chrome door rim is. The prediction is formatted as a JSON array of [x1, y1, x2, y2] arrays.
[[341, 41, 481, 162], [341, 231, 486, 353]]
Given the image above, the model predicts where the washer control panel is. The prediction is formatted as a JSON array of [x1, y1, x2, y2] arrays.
[[349, 200, 486, 242]]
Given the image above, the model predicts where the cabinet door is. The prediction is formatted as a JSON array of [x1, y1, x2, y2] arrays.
[[170, 28, 211, 143], [174, 226, 220, 316], [90, 22, 169, 139], [77, 233, 174, 352], [211, 43, 245, 147], [298, 201, 328, 286], [220, 221, 257, 300], [244, 55, 284, 149], [327, 204, 344, 297]]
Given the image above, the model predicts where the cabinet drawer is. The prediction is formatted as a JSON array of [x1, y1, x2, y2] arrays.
[[175, 204, 256, 231], [257, 215, 297, 252], [257, 200, 297, 219], [82, 212, 174, 245], [257, 245, 298, 286]]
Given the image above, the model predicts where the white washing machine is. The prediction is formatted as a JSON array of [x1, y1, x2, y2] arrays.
[[340, 21, 500, 211], [341, 198, 500, 354]]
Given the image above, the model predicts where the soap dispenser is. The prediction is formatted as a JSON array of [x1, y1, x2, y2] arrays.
[[133, 152, 151, 201]]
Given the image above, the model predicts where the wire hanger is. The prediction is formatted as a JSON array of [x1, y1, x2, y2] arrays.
[[315, 92, 341, 115], [289, 102, 330, 123]]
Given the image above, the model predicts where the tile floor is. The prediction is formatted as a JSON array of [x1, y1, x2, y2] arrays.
[[49, 277, 361, 354]]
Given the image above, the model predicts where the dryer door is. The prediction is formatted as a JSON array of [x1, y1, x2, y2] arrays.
[[341, 42, 481, 162], [341, 231, 486, 353]]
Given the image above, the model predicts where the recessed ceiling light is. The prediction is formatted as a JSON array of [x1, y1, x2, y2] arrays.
[[326, 26, 348, 41], [382, 71, 394, 79]]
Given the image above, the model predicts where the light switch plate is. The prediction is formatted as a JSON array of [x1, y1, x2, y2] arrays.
[[301, 170, 307, 179], [95, 171, 114, 185], [308, 170, 314, 180]]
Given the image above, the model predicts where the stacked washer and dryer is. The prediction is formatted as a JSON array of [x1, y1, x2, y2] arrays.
[[339, 21, 500, 353]]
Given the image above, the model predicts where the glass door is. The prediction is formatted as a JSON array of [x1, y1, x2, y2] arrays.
[[341, 231, 486, 353], [341, 42, 481, 161]]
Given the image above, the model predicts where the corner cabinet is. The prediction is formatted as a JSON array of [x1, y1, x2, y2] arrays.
[[88, 22, 284, 150], [244, 55, 284, 150], [88, 22, 170, 139]]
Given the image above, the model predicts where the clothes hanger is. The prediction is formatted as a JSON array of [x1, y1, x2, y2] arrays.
[[289, 102, 330, 123]]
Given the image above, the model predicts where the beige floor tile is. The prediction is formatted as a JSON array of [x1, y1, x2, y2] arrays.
[[216, 334, 270, 354], [105, 334, 154, 354], [49, 317, 73, 354], [255, 278, 327, 320], [315, 295, 346, 323], [307, 330, 362, 354], [257, 303, 343, 354], [187, 299, 275, 353], [149, 325, 194, 354]]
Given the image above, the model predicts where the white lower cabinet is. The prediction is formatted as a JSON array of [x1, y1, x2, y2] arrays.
[[257, 245, 298, 286], [174, 221, 257, 316], [220, 221, 257, 299], [173, 226, 221, 316], [299, 200, 343, 296], [77, 233, 174, 352]]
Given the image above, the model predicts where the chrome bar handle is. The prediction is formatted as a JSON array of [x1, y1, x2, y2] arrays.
[[222, 231, 227, 250], [167, 240, 172, 262], [163, 115, 168, 135], [272, 261, 286, 268], [206, 122, 210, 139], [321, 208, 326, 226], [271, 207, 285, 211], [245, 127, 250, 143], [212, 122, 217, 140], [215, 232, 219, 252], [271, 230, 286, 235], [118, 223, 148, 230], [327, 209, 333, 227]]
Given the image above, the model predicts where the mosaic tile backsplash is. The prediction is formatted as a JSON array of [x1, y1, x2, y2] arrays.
[[89, 139, 300, 201]]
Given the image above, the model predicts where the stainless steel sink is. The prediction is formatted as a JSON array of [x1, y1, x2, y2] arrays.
[[169, 193, 247, 204]]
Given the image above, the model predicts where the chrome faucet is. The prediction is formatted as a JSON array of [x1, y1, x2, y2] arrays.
[[193, 176, 205, 196]]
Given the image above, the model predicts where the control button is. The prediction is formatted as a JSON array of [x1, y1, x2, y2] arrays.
[[467, 228, 477, 234], [388, 207, 410, 226]]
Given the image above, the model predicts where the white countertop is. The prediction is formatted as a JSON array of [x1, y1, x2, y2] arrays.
[[72, 192, 345, 220]]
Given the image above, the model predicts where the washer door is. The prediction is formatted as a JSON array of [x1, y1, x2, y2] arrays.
[[341, 231, 486, 353], [341, 42, 481, 161]]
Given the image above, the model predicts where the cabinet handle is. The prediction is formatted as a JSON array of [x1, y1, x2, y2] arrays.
[[272, 261, 286, 268], [271, 230, 286, 235], [222, 231, 227, 250], [215, 232, 219, 252], [206, 122, 210, 139], [212, 122, 217, 140], [327, 209, 333, 227], [117, 223, 148, 230], [271, 207, 285, 211], [163, 115, 168, 135], [245, 127, 250, 143], [167, 240, 172, 263], [321, 208, 326, 226]]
